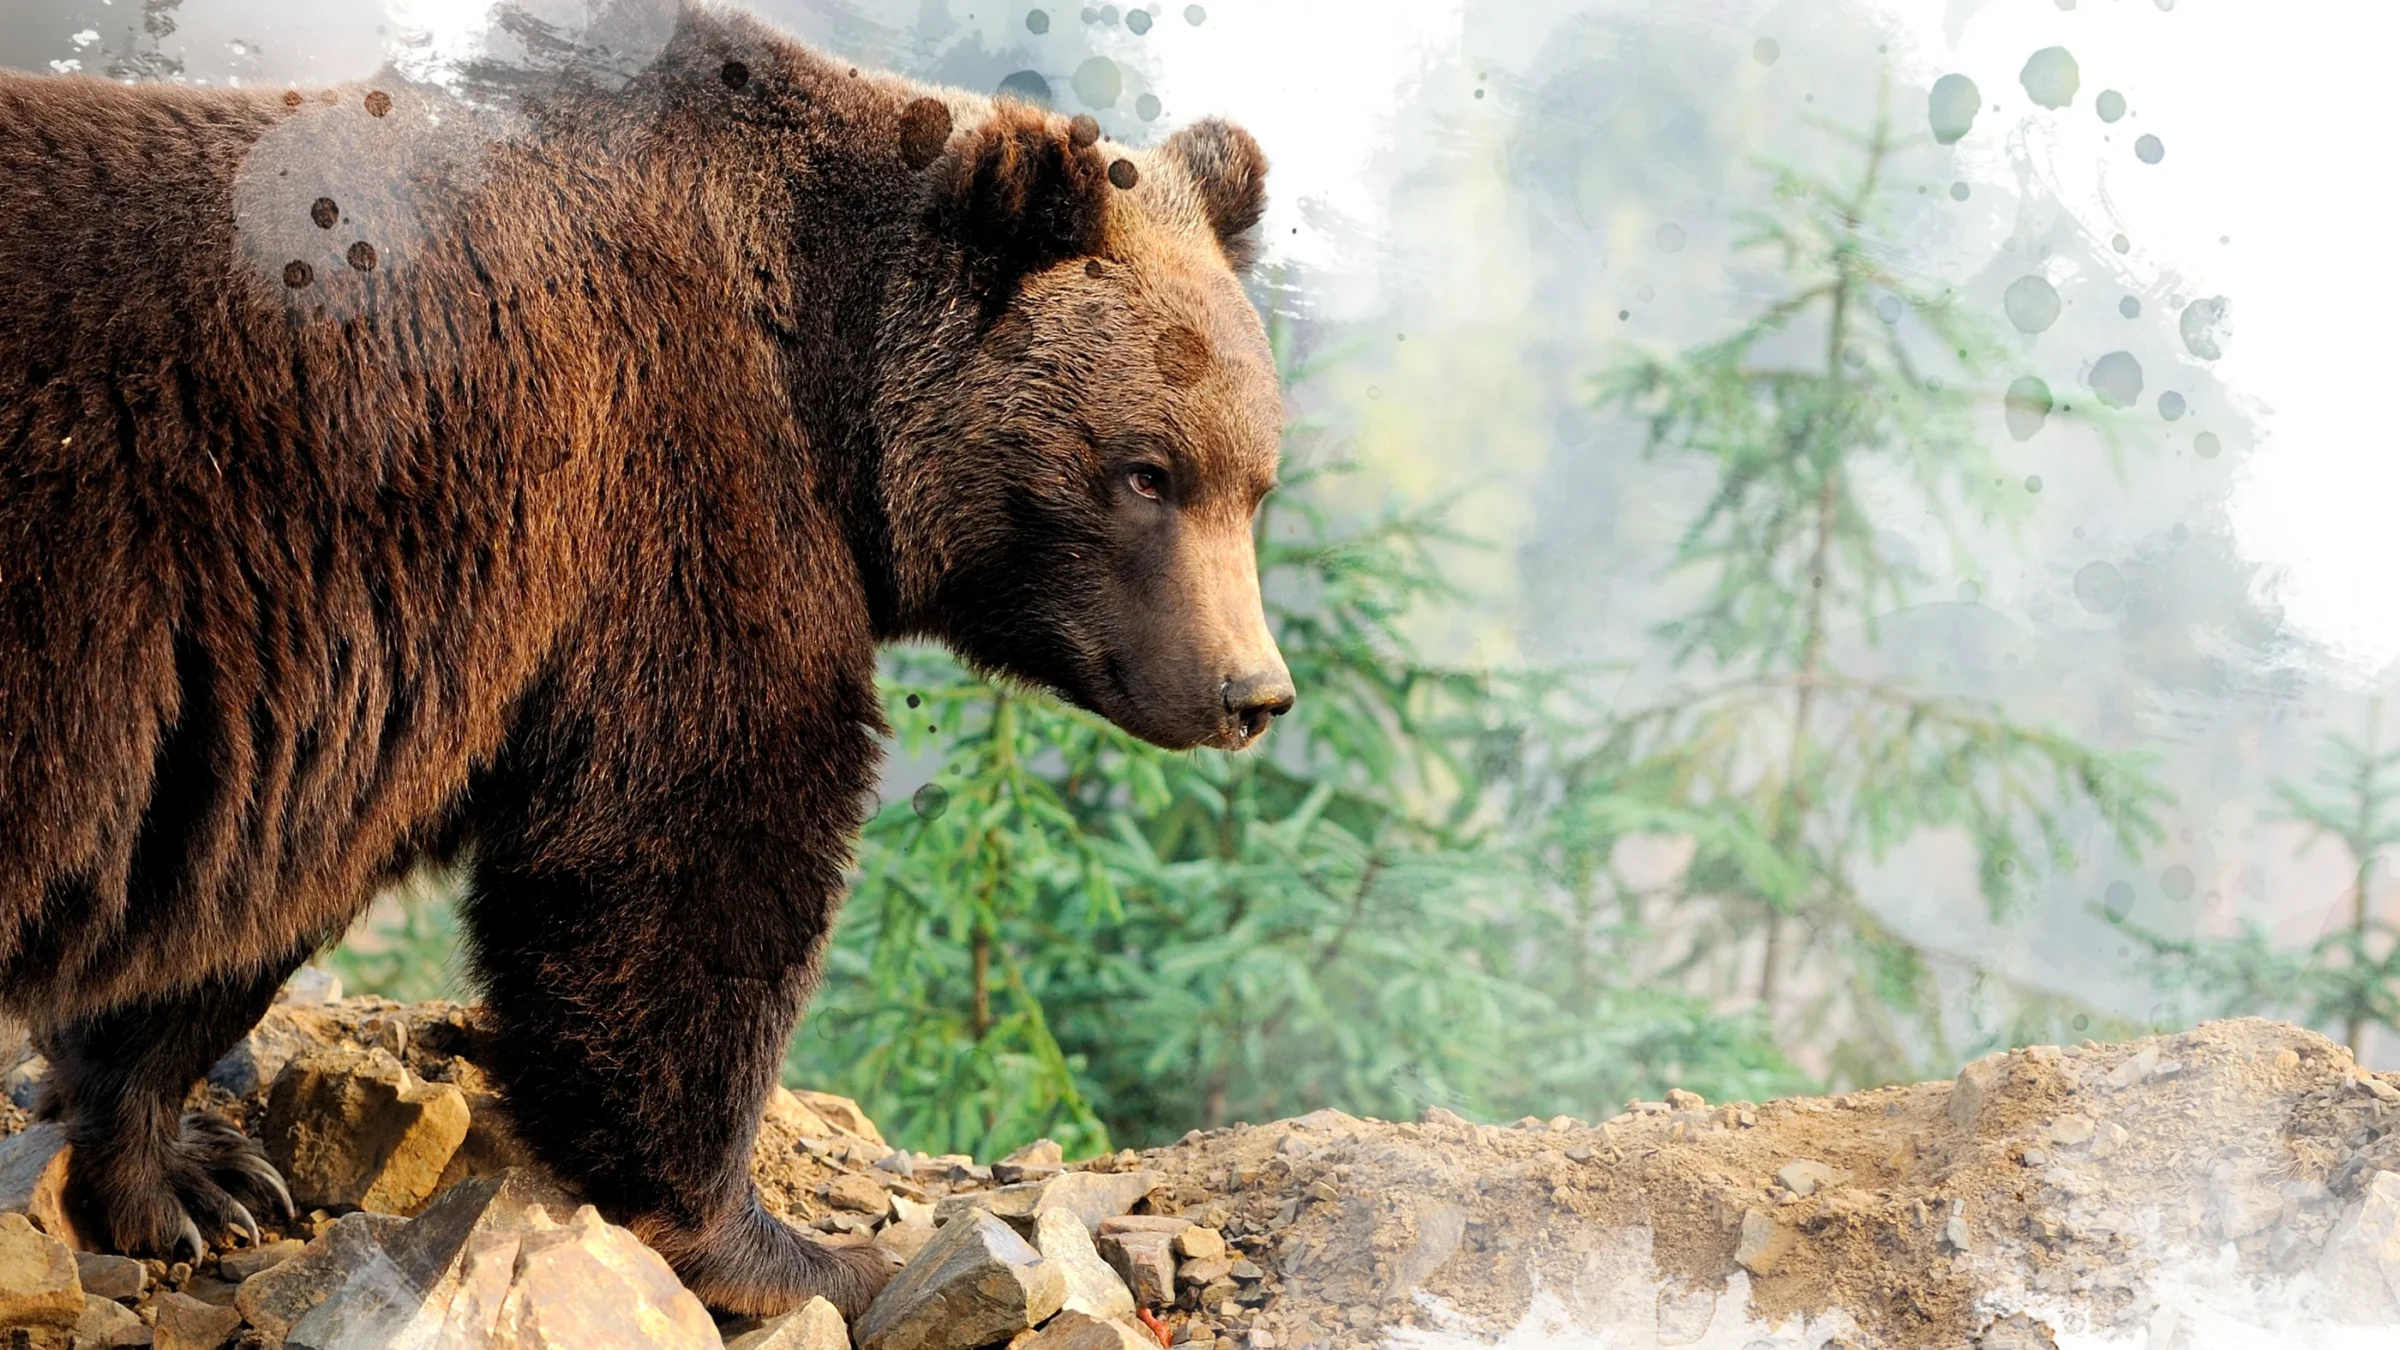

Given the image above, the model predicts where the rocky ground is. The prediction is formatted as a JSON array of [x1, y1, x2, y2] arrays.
[[2, 975, 2398, 1348]]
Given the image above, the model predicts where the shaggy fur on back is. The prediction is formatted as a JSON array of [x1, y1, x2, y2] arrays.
[[0, 1, 1277, 1316]]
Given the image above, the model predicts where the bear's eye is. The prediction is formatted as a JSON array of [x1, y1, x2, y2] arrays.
[[1127, 467, 1168, 501]]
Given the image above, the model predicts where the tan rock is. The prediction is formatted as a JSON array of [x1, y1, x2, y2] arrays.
[[1173, 1226, 1226, 1262], [995, 1139, 1065, 1184], [73, 1291, 149, 1347], [876, 1196, 939, 1265], [208, 1006, 342, 1098], [265, 1045, 470, 1214], [0, 1211, 82, 1328], [1095, 1228, 1175, 1307], [934, 1182, 1046, 1234], [153, 1290, 244, 1350], [1732, 1208, 1790, 1276], [791, 1090, 886, 1148], [854, 1209, 1065, 1350], [1095, 1216, 1190, 1238], [478, 1204, 721, 1349], [234, 1211, 410, 1346], [73, 1250, 147, 1301], [2319, 1169, 2400, 1324], [824, 1173, 892, 1217], [1177, 1256, 1233, 1287], [1035, 1207, 1134, 1322], [1947, 1054, 2004, 1130], [724, 1295, 848, 1350], [1032, 1172, 1165, 1235], [1773, 1160, 1835, 1199], [276, 1169, 576, 1348], [1018, 1310, 1159, 1350], [0, 1123, 89, 1250], [221, 1237, 308, 1282], [763, 1088, 840, 1140]]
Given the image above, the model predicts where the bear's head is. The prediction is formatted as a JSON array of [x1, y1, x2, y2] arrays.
[[881, 103, 1293, 752]]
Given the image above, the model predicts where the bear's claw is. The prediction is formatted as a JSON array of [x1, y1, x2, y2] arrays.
[[83, 1110, 296, 1258]]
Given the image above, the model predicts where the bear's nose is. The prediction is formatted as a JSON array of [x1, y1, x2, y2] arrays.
[[1223, 670, 1296, 745]]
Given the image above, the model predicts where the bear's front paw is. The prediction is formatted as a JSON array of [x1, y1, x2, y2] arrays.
[[659, 1201, 897, 1320], [79, 1110, 297, 1262]]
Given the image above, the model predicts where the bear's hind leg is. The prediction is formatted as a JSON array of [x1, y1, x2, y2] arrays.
[[40, 962, 300, 1260], [461, 865, 892, 1319]]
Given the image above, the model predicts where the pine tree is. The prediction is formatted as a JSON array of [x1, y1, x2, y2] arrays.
[[1577, 85, 2169, 1083]]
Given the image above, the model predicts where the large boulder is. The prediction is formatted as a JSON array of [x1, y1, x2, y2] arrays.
[[853, 1210, 1065, 1350], [0, 1212, 81, 1330], [265, 1045, 470, 1214]]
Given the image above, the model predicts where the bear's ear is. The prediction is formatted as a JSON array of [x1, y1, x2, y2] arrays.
[[927, 102, 1110, 304], [1163, 118, 1268, 269]]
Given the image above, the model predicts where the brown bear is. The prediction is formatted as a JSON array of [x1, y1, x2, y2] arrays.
[[0, 2, 1290, 1318]]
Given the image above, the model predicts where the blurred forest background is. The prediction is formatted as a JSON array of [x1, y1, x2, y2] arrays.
[[11, 0, 2396, 1160]]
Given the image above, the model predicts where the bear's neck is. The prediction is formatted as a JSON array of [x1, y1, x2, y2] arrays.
[[615, 10, 973, 636]]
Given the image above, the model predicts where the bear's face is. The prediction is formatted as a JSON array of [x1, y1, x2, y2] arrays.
[[886, 111, 1293, 751]]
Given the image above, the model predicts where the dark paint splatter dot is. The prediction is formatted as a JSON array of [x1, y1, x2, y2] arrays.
[[1126, 8, 1151, 33], [2019, 46, 2079, 109], [1073, 56, 1123, 108], [1618, 309, 1629, 320], [905, 693, 922, 708], [720, 60, 749, 89], [2090, 351, 2142, 408], [997, 71, 1053, 107], [310, 197, 339, 229], [2135, 133, 2165, 164], [2076, 561, 2127, 615], [2118, 296, 2140, 318], [898, 97, 953, 169], [1069, 113, 1100, 148], [281, 89, 303, 107], [2004, 375, 2053, 441], [2024, 475, 2043, 493], [346, 241, 377, 272], [364, 90, 392, 117], [1950, 181, 1970, 201], [2158, 391, 2186, 421], [1026, 8, 1050, 33], [2179, 296, 2230, 360], [1929, 73, 1980, 144], [2004, 275, 2061, 333], [282, 260, 313, 288], [1156, 325, 1210, 385], [1108, 157, 1139, 189], [912, 782, 950, 820]]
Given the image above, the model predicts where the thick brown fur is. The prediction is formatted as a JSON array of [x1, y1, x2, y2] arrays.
[[0, 1, 1285, 1318]]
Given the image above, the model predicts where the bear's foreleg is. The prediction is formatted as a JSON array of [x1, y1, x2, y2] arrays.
[[461, 847, 892, 1319], [39, 960, 302, 1260]]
